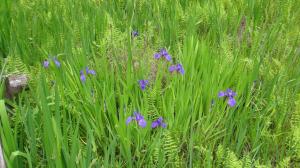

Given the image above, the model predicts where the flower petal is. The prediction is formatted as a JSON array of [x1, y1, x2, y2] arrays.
[[138, 119, 147, 128], [134, 112, 144, 121], [177, 64, 184, 74], [151, 121, 159, 128], [218, 91, 226, 98], [126, 116, 133, 125], [154, 53, 161, 59], [169, 65, 177, 72], [226, 89, 236, 97], [88, 70, 96, 75], [228, 97, 236, 107], [157, 117, 163, 123], [161, 122, 167, 128], [80, 74, 86, 82], [132, 31, 139, 37], [160, 48, 167, 55], [138, 80, 148, 91], [43, 60, 49, 68], [53, 58, 61, 67], [164, 54, 172, 61]]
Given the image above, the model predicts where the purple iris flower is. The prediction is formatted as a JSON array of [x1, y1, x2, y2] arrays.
[[164, 54, 172, 61], [86, 67, 96, 75], [43, 60, 49, 68], [126, 112, 147, 128], [80, 70, 86, 82], [218, 89, 237, 107], [138, 80, 149, 91], [80, 67, 96, 82], [153, 48, 172, 61], [160, 48, 168, 55], [132, 30, 139, 37], [169, 63, 184, 75], [151, 117, 167, 128], [53, 57, 61, 67], [154, 53, 161, 59]]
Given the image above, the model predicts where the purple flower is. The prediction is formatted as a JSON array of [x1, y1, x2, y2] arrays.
[[80, 70, 86, 82], [164, 54, 172, 61], [86, 67, 96, 75], [43, 60, 49, 68], [218, 91, 226, 98], [160, 48, 168, 55], [154, 53, 161, 59], [151, 117, 167, 128], [153, 48, 172, 61], [228, 97, 236, 107], [138, 80, 149, 91], [53, 57, 61, 67], [80, 67, 96, 83], [169, 63, 184, 75], [126, 112, 147, 128], [132, 30, 139, 37], [218, 89, 237, 107]]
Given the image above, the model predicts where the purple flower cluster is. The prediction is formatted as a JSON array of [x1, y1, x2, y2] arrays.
[[138, 80, 149, 91], [151, 117, 167, 128], [126, 112, 167, 129], [43, 60, 50, 68], [218, 88, 237, 107], [169, 63, 184, 75], [138, 48, 185, 91], [153, 48, 184, 75], [80, 67, 96, 83], [154, 48, 172, 61], [43, 56, 61, 68], [126, 112, 147, 128]]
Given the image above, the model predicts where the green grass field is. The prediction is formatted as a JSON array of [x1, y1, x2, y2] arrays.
[[1, 0, 300, 167]]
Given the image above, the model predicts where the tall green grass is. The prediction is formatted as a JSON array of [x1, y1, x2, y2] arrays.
[[1, 0, 300, 167]]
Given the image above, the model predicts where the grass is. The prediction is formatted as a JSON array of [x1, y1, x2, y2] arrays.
[[0, 0, 300, 167]]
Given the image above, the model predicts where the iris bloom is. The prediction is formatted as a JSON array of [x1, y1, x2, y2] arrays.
[[80, 70, 86, 82], [80, 67, 96, 83], [86, 67, 96, 75], [42, 56, 60, 68], [43, 60, 49, 68], [151, 117, 167, 128], [169, 64, 184, 75], [126, 112, 147, 128], [53, 57, 61, 67], [132, 30, 139, 37], [138, 80, 149, 91], [218, 89, 237, 107], [153, 48, 172, 61]]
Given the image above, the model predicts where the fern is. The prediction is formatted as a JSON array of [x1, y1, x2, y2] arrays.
[[152, 146, 160, 166], [216, 145, 252, 168], [291, 95, 300, 127], [290, 94, 300, 159], [5, 55, 29, 76], [278, 157, 291, 168], [146, 87, 159, 120], [224, 149, 243, 168], [216, 145, 226, 166], [163, 130, 181, 168]]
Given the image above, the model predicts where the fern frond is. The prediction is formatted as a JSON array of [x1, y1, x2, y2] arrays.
[[146, 87, 159, 120], [6, 55, 29, 76], [278, 157, 290, 168], [224, 149, 243, 168], [163, 130, 181, 168]]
